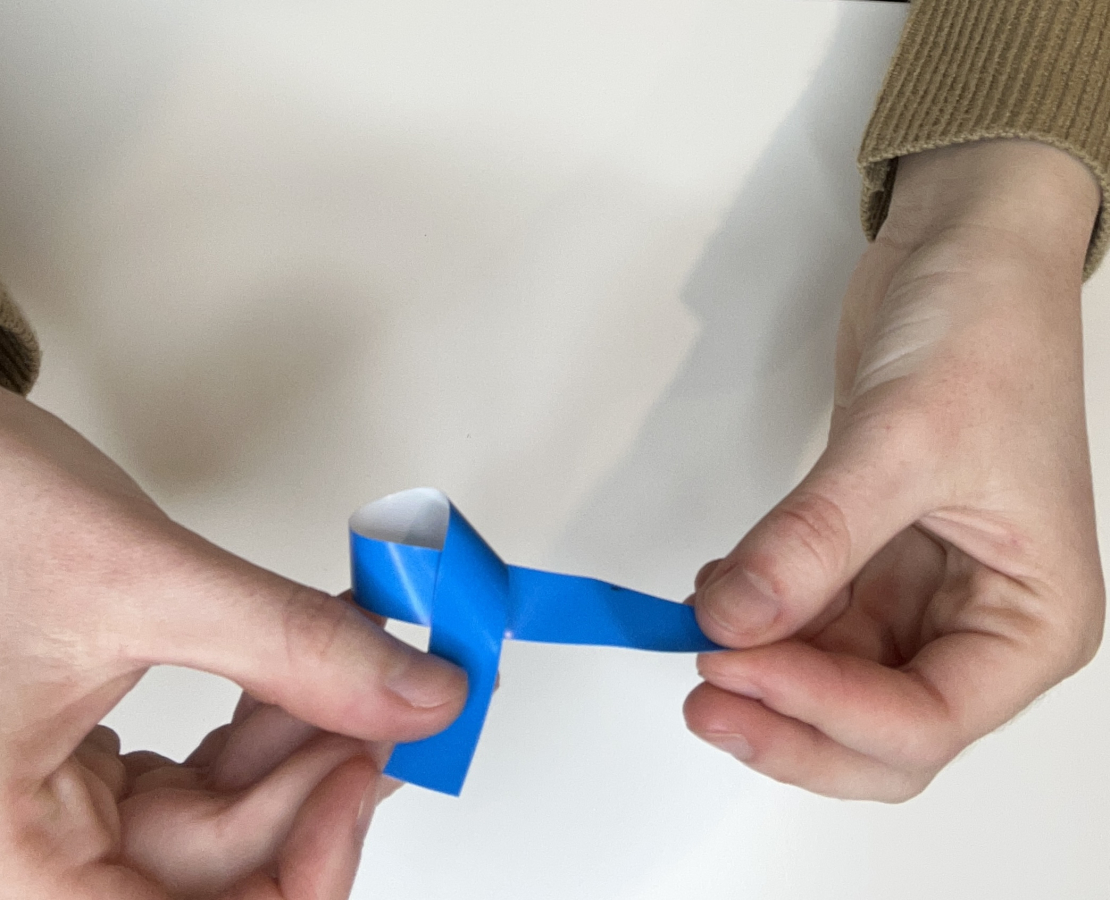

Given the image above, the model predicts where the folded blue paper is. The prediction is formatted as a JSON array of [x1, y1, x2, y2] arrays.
[[349, 488, 722, 795]]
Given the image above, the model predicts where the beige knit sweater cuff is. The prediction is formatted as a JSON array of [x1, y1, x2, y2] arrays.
[[860, 0, 1110, 277], [0, 287, 41, 395]]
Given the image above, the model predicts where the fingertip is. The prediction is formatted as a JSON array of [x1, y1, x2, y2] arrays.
[[267, 592, 467, 743], [85, 725, 122, 755], [694, 558, 725, 591], [684, 680, 750, 739], [278, 755, 381, 900], [702, 731, 755, 762], [375, 775, 405, 805], [695, 566, 782, 648], [683, 682, 762, 761], [385, 645, 469, 713], [685, 682, 918, 800], [695, 650, 765, 700]]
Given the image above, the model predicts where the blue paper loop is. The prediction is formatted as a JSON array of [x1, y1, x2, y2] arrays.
[[350, 488, 721, 795]]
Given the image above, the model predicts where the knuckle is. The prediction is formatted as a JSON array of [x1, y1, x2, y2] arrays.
[[1073, 623, 1104, 672], [1069, 585, 1105, 673], [280, 587, 354, 672], [764, 490, 853, 585], [1030, 580, 1105, 681]]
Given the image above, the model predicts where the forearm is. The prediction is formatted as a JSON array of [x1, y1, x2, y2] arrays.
[[860, 0, 1110, 276], [879, 141, 1100, 273]]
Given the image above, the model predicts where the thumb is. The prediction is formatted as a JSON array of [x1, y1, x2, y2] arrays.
[[696, 426, 929, 648], [126, 526, 467, 744]]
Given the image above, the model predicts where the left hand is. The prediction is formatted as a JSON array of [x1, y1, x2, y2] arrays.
[[0, 390, 467, 898], [63, 697, 397, 900]]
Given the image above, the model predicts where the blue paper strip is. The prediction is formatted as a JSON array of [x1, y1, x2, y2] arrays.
[[349, 488, 721, 795]]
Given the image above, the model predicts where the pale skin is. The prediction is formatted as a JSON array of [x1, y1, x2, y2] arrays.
[[686, 139, 1107, 801], [0, 385, 468, 899], [0, 139, 1103, 899]]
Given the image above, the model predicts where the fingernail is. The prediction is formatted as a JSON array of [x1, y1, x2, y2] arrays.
[[387, 650, 468, 709], [705, 732, 754, 761], [697, 658, 764, 701], [704, 569, 779, 641]]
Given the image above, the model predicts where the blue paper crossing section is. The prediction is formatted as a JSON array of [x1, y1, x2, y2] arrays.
[[350, 497, 721, 795]]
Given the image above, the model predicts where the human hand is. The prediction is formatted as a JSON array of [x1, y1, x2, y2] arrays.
[[64, 699, 399, 900], [685, 140, 1106, 801], [0, 388, 467, 897]]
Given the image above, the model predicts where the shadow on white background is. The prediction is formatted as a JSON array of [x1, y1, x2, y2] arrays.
[[1, 2, 1108, 898]]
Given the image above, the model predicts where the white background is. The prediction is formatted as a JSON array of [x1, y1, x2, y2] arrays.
[[2, 1, 1109, 897]]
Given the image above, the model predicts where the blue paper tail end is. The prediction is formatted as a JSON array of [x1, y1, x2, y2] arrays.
[[383, 742, 468, 796]]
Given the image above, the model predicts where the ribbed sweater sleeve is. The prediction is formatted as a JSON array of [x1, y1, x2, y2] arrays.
[[0, 287, 41, 395], [859, 0, 1110, 276]]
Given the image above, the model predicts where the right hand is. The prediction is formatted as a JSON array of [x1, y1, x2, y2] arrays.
[[685, 140, 1106, 801], [0, 387, 467, 898]]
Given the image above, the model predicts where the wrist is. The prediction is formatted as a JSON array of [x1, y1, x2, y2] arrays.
[[878, 140, 1101, 270]]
